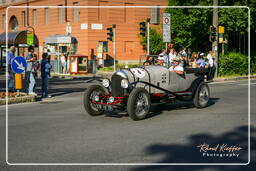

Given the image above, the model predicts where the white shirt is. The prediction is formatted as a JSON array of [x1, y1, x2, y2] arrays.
[[169, 65, 184, 72], [207, 54, 214, 67], [169, 52, 177, 63]]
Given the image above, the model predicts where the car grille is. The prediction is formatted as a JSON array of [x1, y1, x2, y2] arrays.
[[111, 74, 124, 97]]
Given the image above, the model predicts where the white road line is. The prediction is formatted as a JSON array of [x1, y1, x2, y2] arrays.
[[237, 83, 256, 86]]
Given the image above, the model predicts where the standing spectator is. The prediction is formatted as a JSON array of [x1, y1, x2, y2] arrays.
[[7, 46, 16, 92], [207, 50, 214, 67], [196, 53, 207, 68], [41, 53, 52, 98], [189, 52, 198, 68], [169, 48, 177, 65], [66, 52, 70, 73], [60, 53, 67, 74], [25, 46, 35, 94]]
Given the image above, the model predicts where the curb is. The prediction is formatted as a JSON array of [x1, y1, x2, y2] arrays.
[[213, 75, 256, 82]]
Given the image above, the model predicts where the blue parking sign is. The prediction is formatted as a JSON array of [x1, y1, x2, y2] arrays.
[[11, 56, 27, 74]]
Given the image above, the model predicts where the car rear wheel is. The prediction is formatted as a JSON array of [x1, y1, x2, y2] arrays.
[[193, 82, 210, 108], [83, 85, 105, 116], [127, 88, 151, 120]]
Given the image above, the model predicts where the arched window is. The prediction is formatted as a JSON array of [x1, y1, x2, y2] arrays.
[[9, 16, 19, 31]]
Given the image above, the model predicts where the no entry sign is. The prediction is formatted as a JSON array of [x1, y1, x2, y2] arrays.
[[163, 13, 171, 43]]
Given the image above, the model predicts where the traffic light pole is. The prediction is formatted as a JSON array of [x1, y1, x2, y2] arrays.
[[147, 22, 150, 56], [213, 0, 218, 78], [113, 24, 116, 72]]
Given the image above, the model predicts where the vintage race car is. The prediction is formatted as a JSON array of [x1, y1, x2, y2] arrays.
[[83, 65, 216, 120]]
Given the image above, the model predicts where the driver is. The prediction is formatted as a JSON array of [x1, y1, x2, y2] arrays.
[[169, 57, 184, 75]]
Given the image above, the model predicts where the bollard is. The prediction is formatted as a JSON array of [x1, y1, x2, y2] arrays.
[[15, 74, 23, 90]]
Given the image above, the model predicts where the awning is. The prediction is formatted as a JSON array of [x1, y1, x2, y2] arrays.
[[0, 30, 39, 47], [45, 34, 77, 44]]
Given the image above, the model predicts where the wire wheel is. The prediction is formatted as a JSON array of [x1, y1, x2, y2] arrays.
[[127, 88, 151, 120]]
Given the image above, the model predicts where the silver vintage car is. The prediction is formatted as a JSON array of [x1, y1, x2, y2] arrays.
[[83, 64, 215, 120]]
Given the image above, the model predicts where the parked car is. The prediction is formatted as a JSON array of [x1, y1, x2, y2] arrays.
[[83, 64, 215, 120]]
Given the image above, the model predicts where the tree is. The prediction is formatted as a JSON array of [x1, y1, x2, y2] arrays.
[[139, 26, 165, 55]]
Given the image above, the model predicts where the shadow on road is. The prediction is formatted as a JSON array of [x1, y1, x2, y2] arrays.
[[146, 98, 220, 119], [130, 126, 255, 171]]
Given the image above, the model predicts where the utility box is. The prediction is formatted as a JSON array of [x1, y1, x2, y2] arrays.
[[69, 54, 88, 74]]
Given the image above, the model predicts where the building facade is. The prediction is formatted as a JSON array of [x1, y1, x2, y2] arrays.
[[0, 0, 167, 66]]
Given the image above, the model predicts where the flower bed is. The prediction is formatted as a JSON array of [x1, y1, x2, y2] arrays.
[[0, 92, 36, 105]]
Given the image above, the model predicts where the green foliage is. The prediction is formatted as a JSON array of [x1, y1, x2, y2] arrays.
[[218, 52, 249, 76], [163, 0, 256, 52], [165, 7, 212, 51], [139, 28, 166, 55], [219, 0, 256, 33]]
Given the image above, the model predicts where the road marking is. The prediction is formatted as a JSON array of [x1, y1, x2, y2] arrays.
[[237, 83, 256, 86]]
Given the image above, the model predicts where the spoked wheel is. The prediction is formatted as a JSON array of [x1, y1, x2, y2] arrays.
[[193, 82, 210, 108], [127, 88, 151, 120], [83, 85, 106, 116]]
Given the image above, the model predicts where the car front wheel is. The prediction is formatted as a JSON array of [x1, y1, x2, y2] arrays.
[[193, 82, 210, 108], [127, 88, 151, 120], [83, 85, 106, 116]]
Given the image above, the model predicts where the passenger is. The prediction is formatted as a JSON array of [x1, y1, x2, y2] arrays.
[[157, 56, 165, 66], [169, 57, 184, 75]]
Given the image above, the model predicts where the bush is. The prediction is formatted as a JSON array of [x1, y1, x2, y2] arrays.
[[218, 52, 249, 76], [139, 27, 166, 55]]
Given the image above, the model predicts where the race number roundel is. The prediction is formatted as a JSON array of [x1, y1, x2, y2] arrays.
[[130, 68, 146, 79]]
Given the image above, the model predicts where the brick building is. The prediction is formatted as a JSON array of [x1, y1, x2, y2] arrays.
[[0, 0, 167, 68]]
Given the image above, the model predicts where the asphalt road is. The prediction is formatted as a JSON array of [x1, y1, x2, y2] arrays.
[[0, 79, 255, 171]]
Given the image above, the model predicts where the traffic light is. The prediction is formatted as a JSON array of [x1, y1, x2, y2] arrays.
[[139, 22, 146, 37], [107, 27, 113, 41], [210, 25, 217, 42]]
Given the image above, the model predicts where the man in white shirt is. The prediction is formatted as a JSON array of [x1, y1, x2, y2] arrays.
[[207, 51, 214, 67], [169, 57, 184, 75], [169, 48, 177, 65]]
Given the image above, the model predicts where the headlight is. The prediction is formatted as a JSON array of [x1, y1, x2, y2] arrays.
[[121, 79, 129, 88], [102, 79, 110, 87]]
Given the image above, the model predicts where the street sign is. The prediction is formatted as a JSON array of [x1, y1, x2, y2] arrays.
[[27, 33, 34, 45], [11, 56, 27, 74], [163, 13, 171, 42]]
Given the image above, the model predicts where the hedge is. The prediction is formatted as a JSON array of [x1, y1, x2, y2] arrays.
[[218, 52, 255, 76]]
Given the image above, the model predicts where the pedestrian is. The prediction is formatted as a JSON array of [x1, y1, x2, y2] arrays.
[[60, 53, 67, 74], [7, 46, 16, 92], [40, 53, 52, 98], [25, 46, 35, 94]]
